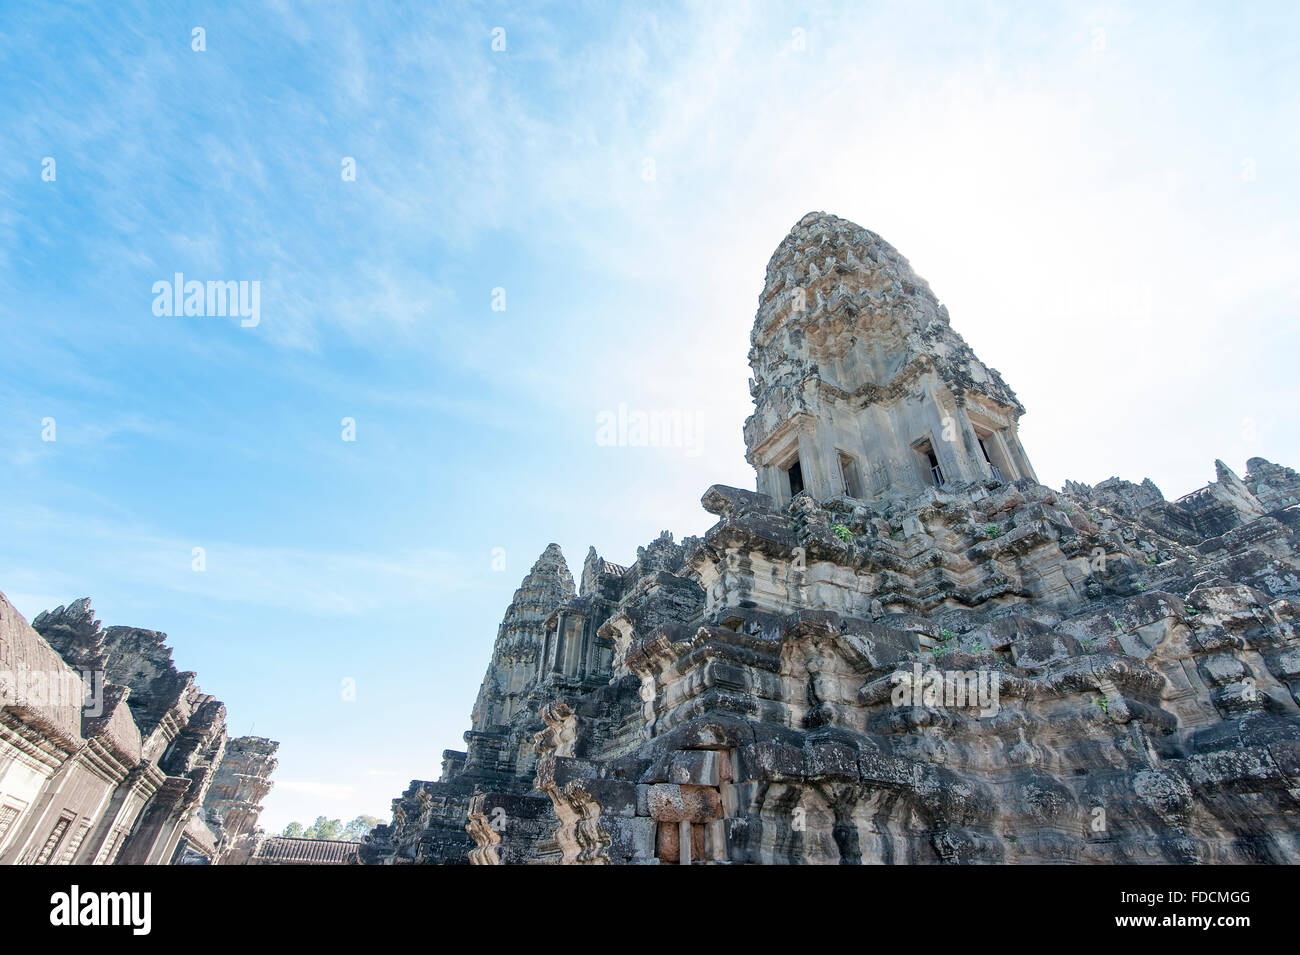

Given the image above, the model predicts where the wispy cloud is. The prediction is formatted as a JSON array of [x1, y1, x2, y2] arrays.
[[274, 780, 356, 801], [3, 1, 1297, 832], [0, 502, 484, 620]]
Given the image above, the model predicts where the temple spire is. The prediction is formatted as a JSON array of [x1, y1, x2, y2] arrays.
[[744, 212, 1036, 503]]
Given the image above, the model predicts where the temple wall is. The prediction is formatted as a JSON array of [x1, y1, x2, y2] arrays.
[[0, 592, 274, 865]]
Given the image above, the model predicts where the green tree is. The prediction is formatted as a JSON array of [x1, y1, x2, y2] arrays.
[[303, 815, 343, 840], [282, 821, 304, 838], [340, 815, 382, 841]]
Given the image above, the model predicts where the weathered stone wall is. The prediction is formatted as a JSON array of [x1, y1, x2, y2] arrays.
[[202, 736, 279, 865], [0, 594, 275, 865], [479, 451, 1299, 865], [374, 214, 1300, 864], [745, 213, 1034, 506]]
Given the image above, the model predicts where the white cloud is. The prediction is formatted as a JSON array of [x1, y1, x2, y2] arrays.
[[272, 780, 357, 801], [0, 502, 486, 620]]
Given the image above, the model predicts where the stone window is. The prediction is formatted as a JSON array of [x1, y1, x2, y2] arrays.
[[785, 458, 805, 497], [915, 440, 944, 487], [97, 828, 127, 865], [0, 804, 20, 853], [977, 437, 1000, 480], [838, 452, 862, 498], [34, 815, 71, 865], [973, 426, 1013, 482], [57, 821, 89, 865]]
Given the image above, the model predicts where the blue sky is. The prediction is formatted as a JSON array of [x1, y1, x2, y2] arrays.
[[1, 1, 1297, 831]]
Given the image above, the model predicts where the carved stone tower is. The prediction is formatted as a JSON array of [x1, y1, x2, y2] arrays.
[[744, 212, 1037, 504], [464, 542, 575, 778], [362, 211, 1300, 867]]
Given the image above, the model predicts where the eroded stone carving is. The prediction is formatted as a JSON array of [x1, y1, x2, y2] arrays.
[[369, 213, 1300, 864], [0, 596, 276, 865]]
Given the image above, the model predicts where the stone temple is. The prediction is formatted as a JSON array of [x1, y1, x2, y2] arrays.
[[0, 595, 277, 864], [364, 212, 1300, 864]]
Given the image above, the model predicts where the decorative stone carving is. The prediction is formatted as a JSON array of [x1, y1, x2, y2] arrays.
[[0, 595, 275, 865], [370, 213, 1300, 864]]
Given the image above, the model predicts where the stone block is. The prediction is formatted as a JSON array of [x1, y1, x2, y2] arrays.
[[804, 740, 859, 779], [646, 783, 723, 822], [737, 740, 804, 780], [668, 749, 722, 786]]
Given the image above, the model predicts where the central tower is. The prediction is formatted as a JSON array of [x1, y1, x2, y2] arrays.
[[744, 212, 1036, 504]]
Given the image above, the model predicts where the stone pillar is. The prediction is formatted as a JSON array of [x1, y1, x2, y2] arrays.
[[77, 767, 145, 864], [930, 396, 961, 484], [927, 390, 978, 485], [578, 619, 593, 681], [153, 811, 192, 865], [814, 417, 841, 497], [115, 777, 189, 865], [551, 614, 567, 674], [1003, 428, 1037, 482], [953, 401, 989, 481]]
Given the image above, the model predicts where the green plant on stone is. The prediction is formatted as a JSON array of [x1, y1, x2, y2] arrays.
[[985, 524, 1002, 539], [831, 523, 853, 543], [1095, 695, 1110, 715], [939, 628, 954, 642]]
